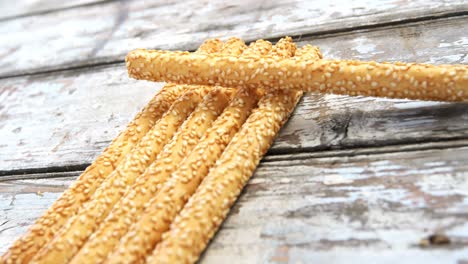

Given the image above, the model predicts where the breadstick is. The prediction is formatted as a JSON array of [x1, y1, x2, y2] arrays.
[[1, 84, 185, 264], [69, 87, 235, 264], [147, 42, 319, 264], [30, 87, 211, 264], [105, 86, 260, 264], [1, 38, 224, 264], [126, 46, 468, 102]]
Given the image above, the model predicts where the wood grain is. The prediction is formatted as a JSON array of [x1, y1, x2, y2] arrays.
[[1, 144, 468, 263], [0, 0, 466, 77], [1, 16, 467, 173]]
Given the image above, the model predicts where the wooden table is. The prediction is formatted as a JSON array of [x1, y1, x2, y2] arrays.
[[1, 1, 467, 263]]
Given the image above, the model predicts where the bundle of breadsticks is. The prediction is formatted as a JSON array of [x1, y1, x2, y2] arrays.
[[3, 36, 466, 264]]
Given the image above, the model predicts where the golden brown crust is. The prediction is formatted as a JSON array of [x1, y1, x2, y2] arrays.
[[30, 87, 211, 264], [126, 47, 468, 102], [146, 41, 317, 264], [242, 39, 273, 56], [271, 36, 296, 58], [295, 44, 323, 60], [196, 38, 223, 54], [69, 87, 235, 264], [219, 37, 247, 55], [1, 84, 184, 264]]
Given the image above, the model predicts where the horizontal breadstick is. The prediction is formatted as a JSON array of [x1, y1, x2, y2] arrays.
[[126, 48, 468, 101], [149, 89, 304, 264], [1, 84, 184, 264], [69, 87, 235, 264], [30, 87, 211, 264], [147, 42, 318, 264], [105, 87, 260, 264]]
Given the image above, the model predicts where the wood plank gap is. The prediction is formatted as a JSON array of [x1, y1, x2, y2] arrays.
[[0, 60, 125, 81], [0, 171, 81, 182], [268, 135, 468, 155], [264, 138, 468, 162], [0, 164, 89, 177], [3, 138, 468, 182]]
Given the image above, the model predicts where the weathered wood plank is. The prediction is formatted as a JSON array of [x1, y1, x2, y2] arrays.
[[0, 67, 161, 173], [1, 145, 468, 263], [0, 0, 108, 21], [1, 0, 467, 77], [1, 16, 467, 173]]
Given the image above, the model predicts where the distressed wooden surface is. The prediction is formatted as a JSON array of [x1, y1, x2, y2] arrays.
[[1, 0, 468, 263], [1, 144, 468, 263], [1, 16, 467, 173], [1, 0, 467, 77], [0, 0, 107, 21]]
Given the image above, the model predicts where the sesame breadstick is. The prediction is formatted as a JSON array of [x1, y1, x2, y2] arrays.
[[69, 87, 235, 264], [126, 47, 468, 102], [30, 87, 211, 264], [1, 38, 224, 264], [147, 42, 318, 264], [1, 84, 184, 264]]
